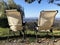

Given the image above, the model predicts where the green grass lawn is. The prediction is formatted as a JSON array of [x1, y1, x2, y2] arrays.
[[0, 28, 9, 37], [0, 28, 20, 37], [0, 27, 60, 37]]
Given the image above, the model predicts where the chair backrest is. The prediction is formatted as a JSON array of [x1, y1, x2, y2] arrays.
[[38, 10, 58, 30], [6, 9, 23, 31]]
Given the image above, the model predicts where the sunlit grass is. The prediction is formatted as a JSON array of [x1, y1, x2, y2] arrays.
[[0, 28, 9, 37], [0, 27, 60, 37], [53, 30, 60, 35]]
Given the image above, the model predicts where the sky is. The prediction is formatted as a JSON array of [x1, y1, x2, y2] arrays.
[[13, 0, 60, 18]]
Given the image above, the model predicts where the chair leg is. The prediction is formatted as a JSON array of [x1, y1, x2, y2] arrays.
[[7, 30, 12, 41], [12, 31, 16, 36], [35, 30, 38, 42], [52, 32, 55, 45], [47, 31, 49, 38], [51, 30, 55, 45], [7, 30, 15, 42], [21, 30, 25, 43], [7, 30, 10, 42], [50, 29, 54, 40]]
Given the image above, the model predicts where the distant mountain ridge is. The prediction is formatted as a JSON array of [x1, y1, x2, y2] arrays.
[[23, 18, 60, 22], [55, 18, 60, 23], [23, 18, 60, 27], [23, 17, 38, 22]]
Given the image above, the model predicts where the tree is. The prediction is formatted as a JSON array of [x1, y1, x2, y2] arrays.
[[7, 0, 25, 22], [7, 0, 17, 9], [24, 0, 60, 6], [0, 0, 7, 18], [25, 0, 41, 4]]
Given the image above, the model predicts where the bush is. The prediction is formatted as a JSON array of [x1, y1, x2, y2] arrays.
[[0, 16, 9, 28]]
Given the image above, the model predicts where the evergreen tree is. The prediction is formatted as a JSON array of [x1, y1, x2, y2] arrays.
[[0, 0, 5, 18], [24, 0, 60, 6], [7, 0, 17, 9]]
